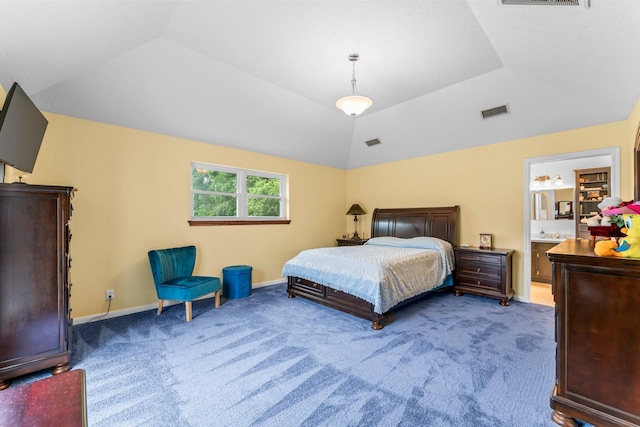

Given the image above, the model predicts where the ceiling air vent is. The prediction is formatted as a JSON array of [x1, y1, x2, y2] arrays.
[[365, 138, 381, 147], [500, 0, 589, 7], [481, 104, 510, 120]]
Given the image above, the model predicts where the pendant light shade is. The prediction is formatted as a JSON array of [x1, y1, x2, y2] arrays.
[[336, 53, 372, 117], [336, 95, 373, 117]]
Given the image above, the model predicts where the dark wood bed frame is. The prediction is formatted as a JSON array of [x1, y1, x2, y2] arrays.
[[286, 206, 459, 329]]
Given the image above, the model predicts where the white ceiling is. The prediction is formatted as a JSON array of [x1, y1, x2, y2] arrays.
[[1, 0, 639, 169]]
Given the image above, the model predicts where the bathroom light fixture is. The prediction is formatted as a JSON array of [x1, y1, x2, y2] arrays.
[[532, 174, 563, 186], [336, 53, 372, 117]]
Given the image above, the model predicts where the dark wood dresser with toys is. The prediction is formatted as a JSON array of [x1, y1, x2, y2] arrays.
[[547, 239, 640, 427]]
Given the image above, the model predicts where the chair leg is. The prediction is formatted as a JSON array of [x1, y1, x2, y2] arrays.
[[157, 300, 163, 315], [214, 290, 221, 308], [185, 301, 193, 322]]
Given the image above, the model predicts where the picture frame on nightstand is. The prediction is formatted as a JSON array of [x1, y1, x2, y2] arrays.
[[479, 233, 493, 249]]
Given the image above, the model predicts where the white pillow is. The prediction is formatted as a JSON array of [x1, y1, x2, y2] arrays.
[[365, 236, 450, 250]]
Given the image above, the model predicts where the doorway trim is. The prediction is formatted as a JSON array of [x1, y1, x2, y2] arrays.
[[522, 147, 620, 303]]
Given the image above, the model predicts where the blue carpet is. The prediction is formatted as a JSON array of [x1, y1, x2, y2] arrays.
[[13, 284, 559, 426]]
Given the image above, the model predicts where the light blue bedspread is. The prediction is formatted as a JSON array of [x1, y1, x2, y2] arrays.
[[282, 237, 454, 313]]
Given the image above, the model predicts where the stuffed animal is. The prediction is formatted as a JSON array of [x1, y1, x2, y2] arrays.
[[599, 198, 640, 229], [581, 214, 601, 225], [601, 200, 640, 215], [594, 239, 621, 257], [598, 196, 622, 212], [586, 214, 602, 226], [600, 215, 612, 226], [613, 214, 640, 258]]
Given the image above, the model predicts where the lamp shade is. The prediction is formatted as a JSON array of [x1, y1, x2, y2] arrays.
[[346, 204, 366, 216], [336, 95, 372, 117]]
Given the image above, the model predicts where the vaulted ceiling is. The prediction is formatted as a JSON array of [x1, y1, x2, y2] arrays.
[[1, 0, 639, 169]]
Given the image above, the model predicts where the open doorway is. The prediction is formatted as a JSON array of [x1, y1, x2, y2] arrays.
[[523, 147, 620, 304]]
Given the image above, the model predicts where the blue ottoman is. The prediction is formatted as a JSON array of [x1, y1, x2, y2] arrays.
[[222, 265, 252, 299]]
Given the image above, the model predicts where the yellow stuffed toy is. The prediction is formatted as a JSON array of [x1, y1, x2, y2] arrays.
[[613, 214, 640, 258], [594, 239, 621, 257], [595, 201, 640, 257]]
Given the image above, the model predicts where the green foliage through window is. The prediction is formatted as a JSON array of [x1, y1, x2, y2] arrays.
[[191, 163, 286, 220]]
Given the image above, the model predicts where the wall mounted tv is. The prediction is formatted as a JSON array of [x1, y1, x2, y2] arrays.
[[0, 82, 48, 174]]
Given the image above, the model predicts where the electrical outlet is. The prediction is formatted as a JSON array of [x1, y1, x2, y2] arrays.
[[105, 289, 115, 301]]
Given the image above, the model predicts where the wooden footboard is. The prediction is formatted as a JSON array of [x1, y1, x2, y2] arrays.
[[287, 276, 385, 329]]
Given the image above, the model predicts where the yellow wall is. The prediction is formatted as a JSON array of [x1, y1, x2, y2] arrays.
[[1, 85, 346, 317], [347, 110, 639, 298], [3, 82, 640, 317]]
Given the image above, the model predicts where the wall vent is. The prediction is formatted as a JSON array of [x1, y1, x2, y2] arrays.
[[365, 138, 381, 147], [481, 104, 510, 119], [500, 0, 589, 7]]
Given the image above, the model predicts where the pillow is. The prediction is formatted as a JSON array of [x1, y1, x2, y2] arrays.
[[364, 237, 405, 247], [365, 236, 451, 250]]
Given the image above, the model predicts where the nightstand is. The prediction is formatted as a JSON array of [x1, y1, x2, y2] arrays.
[[336, 238, 368, 246], [453, 246, 514, 305]]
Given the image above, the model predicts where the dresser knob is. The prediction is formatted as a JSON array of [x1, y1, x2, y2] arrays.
[[477, 268, 481, 273]]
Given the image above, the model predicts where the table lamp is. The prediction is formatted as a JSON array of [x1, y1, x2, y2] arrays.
[[346, 203, 366, 240]]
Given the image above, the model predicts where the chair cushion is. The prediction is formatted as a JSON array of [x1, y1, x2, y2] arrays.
[[156, 276, 221, 302]]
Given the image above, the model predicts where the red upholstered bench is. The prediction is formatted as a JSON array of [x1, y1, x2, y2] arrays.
[[587, 225, 626, 247], [0, 369, 87, 427]]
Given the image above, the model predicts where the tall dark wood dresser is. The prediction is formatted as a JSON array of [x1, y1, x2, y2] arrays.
[[0, 183, 74, 389], [547, 239, 640, 427]]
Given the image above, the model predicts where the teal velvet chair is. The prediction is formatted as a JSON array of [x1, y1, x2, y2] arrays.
[[147, 245, 221, 322]]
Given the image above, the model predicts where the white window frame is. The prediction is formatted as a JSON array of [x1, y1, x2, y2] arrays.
[[190, 162, 288, 222]]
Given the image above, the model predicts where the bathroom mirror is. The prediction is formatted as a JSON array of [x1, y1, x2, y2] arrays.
[[554, 188, 574, 219], [532, 191, 549, 220], [555, 201, 573, 219]]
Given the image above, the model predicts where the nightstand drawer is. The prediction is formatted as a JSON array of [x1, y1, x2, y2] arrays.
[[456, 252, 503, 266], [457, 263, 502, 280], [456, 276, 502, 292]]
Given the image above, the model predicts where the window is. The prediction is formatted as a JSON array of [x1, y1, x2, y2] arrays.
[[190, 162, 288, 224]]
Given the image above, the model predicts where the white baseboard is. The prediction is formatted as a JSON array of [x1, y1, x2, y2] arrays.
[[73, 279, 284, 325]]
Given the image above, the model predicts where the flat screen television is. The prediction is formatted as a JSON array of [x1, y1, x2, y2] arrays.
[[0, 82, 48, 174]]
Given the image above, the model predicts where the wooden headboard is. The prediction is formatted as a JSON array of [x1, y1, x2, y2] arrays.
[[370, 206, 459, 246]]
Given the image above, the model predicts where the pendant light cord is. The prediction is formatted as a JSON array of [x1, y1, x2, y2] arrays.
[[351, 60, 358, 95]]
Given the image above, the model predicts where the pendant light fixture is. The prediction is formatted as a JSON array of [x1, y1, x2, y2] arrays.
[[336, 53, 372, 117]]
